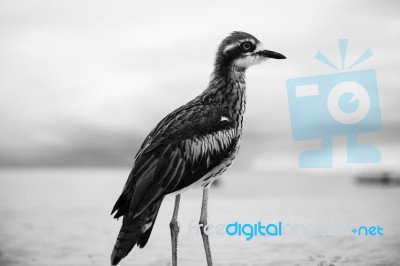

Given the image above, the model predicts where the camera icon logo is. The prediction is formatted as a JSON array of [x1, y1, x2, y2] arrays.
[[286, 39, 382, 168]]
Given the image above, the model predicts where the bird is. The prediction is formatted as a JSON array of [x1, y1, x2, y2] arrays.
[[110, 31, 285, 266]]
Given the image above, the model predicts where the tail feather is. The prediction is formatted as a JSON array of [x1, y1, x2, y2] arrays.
[[111, 197, 164, 265]]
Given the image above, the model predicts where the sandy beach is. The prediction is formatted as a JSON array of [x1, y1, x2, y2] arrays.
[[0, 168, 399, 266]]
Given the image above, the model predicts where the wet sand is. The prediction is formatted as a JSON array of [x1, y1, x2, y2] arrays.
[[0, 168, 399, 266]]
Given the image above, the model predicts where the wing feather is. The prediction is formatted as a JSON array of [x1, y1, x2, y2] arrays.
[[111, 104, 238, 220]]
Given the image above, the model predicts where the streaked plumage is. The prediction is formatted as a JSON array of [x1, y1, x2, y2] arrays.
[[110, 31, 285, 265]]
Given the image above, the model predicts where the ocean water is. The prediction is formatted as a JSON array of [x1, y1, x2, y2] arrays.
[[0, 168, 399, 266]]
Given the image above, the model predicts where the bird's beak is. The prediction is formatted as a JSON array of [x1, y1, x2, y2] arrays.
[[259, 50, 286, 59]]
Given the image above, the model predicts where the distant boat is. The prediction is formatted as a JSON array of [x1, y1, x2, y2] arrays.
[[356, 171, 400, 186]]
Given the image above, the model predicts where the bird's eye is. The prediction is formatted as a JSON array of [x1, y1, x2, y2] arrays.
[[240, 41, 253, 52]]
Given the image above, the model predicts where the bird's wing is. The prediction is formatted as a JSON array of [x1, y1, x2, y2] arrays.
[[111, 103, 238, 219]]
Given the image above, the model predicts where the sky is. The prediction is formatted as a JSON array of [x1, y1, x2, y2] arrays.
[[0, 0, 399, 172]]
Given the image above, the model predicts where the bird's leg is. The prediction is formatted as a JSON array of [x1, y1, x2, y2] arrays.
[[170, 194, 181, 266], [199, 187, 213, 266]]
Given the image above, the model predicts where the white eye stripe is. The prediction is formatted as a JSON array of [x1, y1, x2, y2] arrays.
[[223, 43, 237, 53], [221, 116, 230, 122], [223, 39, 257, 54]]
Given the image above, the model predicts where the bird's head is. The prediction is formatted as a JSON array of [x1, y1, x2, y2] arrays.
[[215, 31, 286, 73]]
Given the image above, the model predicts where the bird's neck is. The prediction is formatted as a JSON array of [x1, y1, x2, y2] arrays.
[[201, 66, 247, 128]]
